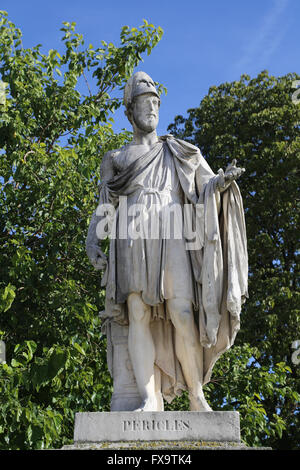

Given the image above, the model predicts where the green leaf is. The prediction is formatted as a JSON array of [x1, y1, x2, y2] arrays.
[[0, 284, 16, 313], [73, 343, 86, 356]]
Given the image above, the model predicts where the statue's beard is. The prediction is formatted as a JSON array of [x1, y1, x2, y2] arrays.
[[132, 113, 158, 134]]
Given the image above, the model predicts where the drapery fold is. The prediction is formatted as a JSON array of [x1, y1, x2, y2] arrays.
[[94, 135, 248, 400]]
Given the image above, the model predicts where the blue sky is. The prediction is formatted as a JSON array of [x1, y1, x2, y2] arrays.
[[1, 0, 298, 135]]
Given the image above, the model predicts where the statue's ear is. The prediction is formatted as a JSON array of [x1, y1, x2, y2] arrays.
[[124, 107, 133, 125]]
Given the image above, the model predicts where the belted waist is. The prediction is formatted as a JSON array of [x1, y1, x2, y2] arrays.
[[121, 185, 183, 205], [141, 186, 173, 196], [136, 186, 183, 203]]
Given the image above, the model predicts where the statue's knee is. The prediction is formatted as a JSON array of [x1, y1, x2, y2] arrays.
[[127, 293, 150, 323], [176, 309, 193, 331], [167, 299, 193, 332]]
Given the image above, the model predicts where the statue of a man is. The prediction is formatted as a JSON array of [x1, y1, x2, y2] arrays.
[[86, 71, 248, 412]]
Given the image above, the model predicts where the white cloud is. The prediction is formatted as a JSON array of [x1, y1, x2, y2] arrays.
[[236, 0, 290, 72]]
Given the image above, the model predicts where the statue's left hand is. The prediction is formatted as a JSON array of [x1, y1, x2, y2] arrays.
[[224, 159, 245, 183], [217, 159, 245, 191]]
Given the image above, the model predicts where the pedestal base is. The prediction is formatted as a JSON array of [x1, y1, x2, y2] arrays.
[[73, 411, 240, 443], [63, 440, 250, 450]]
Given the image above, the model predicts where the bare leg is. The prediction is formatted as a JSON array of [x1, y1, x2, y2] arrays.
[[127, 292, 157, 411], [166, 298, 212, 412]]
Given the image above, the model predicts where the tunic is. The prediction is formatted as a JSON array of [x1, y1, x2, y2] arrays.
[[113, 142, 194, 310], [88, 135, 248, 402]]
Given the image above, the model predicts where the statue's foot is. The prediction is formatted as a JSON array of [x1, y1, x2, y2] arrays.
[[189, 391, 212, 412], [133, 397, 157, 412]]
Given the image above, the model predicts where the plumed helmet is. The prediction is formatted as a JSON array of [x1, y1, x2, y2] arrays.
[[123, 71, 160, 109]]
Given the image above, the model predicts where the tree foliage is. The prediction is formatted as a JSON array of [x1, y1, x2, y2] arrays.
[[0, 10, 299, 449], [168, 71, 300, 449], [0, 12, 163, 449], [166, 344, 296, 448]]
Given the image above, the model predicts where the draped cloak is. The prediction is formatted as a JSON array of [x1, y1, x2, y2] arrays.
[[94, 135, 248, 403]]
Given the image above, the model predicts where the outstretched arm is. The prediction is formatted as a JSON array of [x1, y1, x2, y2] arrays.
[[86, 151, 116, 270]]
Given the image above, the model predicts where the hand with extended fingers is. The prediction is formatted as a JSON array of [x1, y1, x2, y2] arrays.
[[217, 159, 245, 191]]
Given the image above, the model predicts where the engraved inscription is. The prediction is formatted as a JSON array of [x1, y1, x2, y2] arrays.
[[122, 419, 190, 432]]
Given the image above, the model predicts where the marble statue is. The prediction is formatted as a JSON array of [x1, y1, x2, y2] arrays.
[[86, 71, 248, 412]]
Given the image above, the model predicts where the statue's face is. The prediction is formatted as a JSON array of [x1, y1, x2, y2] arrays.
[[132, 93, 160, 133]]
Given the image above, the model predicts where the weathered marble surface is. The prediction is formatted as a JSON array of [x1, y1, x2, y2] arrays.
[[107, 322, 141, 411], [86, 71, 248, 412], [62, 441, 272, 450], [73, 411, 241, 443]]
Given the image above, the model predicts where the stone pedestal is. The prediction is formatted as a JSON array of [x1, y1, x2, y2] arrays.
[[73, 411, 240, 444], [105, 321, 164, 411], [107, 322, 141, 411]]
